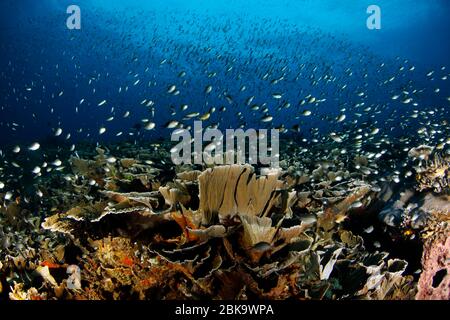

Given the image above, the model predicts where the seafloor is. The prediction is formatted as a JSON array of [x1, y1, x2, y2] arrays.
[[0, 139, 448, 300]]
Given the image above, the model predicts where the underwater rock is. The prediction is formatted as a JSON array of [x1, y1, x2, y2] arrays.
[[416, 211, 450, 300]]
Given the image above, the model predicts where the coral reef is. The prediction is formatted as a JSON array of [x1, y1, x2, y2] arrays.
[[1, 143, 448, 300]]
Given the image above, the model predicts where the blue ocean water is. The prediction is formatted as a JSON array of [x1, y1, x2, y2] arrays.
[[0, 0, 449, 146]]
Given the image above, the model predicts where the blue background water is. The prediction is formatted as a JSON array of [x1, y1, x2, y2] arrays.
[[1, 0, 449, 147]]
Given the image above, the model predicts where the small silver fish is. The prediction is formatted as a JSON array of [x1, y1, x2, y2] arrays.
[[28, 142, 40, 151]]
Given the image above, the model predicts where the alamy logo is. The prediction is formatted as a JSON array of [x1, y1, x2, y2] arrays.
[[367, 5, 381, 30], [66, 5, 81, 30], [171, 121, 280, 167]]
